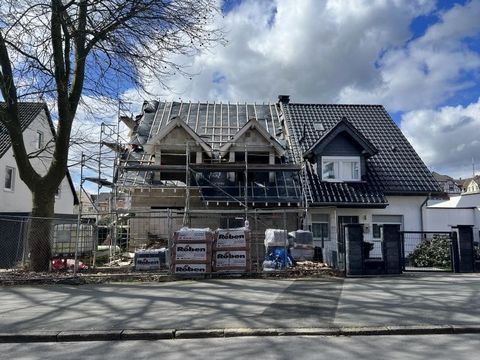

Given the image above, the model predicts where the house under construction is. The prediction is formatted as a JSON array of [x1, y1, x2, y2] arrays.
[[115, 98, 304, 255]]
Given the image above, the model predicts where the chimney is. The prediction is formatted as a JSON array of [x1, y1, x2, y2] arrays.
[[278, 95, 290, 104]]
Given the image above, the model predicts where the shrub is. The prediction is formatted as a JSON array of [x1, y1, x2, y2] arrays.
[[408, 235, 451, 269]]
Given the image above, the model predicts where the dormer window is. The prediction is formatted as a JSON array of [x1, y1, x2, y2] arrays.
[[321, 156, 360, 182]]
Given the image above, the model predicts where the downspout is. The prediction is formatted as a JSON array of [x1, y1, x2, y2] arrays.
[[420, 193, 430, 232]]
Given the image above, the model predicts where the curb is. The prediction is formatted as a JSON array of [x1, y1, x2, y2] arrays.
[[1, 325, 480, 343]]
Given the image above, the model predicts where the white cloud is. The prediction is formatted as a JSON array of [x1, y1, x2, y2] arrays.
[[401, 98, 480, 178], [136, 0, 480, 178], [339, 0, 480, 110], [148, 0, 435, 103]]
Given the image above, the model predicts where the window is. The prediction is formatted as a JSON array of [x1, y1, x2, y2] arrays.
[[321, 156, 360, 181], [311, 214, 329, 246], [36, 131, 44, 149], [372, 224, 382, 239], [4, 166, 15, 191], [372, 215, 403, 239]]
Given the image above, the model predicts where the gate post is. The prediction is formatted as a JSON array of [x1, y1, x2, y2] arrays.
[[345, 224, 364, 276], [452, 225, 474, 273], [383, 224, 402, 274]]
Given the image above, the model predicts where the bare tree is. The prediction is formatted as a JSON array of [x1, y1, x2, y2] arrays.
[[0, 0, 223, 271]]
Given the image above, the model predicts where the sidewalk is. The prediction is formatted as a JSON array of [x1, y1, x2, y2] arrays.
[[1, 273, 480, 342]]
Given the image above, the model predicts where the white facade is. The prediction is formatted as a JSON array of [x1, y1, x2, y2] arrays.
[[424, 193, 480, 244], [0, 109, 75, 215], [307, 195, 428, 266]]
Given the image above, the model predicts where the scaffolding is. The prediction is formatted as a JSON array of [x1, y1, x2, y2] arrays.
[[75, 101, 134, 267], [74, 100, 307, 271]]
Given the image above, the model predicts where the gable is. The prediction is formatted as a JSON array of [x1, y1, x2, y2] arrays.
[[316, 132, 364, 157], [0, 102, 46, 159], [304, 117, 377, 162], [219, 119, 285, 158], [145, 117, 212, 157]]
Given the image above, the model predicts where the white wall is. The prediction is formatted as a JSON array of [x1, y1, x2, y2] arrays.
[[306, 195, 428, 266], [0, 109, 75, 215], [423, 207, 480, 245]]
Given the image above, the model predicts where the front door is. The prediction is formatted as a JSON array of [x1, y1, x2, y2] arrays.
[[337, 216, 359, 271]]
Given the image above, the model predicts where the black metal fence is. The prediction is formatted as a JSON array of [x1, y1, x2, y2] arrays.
[[401, 231, 453, 272]]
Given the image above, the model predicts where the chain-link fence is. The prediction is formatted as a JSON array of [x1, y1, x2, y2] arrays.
[[1, 208, 323, 275], [0, 215, 95, 272]]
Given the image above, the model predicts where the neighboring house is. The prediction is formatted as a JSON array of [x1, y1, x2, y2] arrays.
[[464, 176, 480, 194], [281, 96, 442, 267], [432, 172, 462, 196], [83, 192, 129, 215], [115, 96, 442, 268], [0, 102, 78, 215], [0, 102, 79, 267]]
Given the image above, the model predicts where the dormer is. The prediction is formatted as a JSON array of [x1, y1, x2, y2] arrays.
[[144, 116, 213, 160], [219, 118, 285, 161], [303, 117, 377, 182]]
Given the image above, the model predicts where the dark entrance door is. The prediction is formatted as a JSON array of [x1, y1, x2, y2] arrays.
[[337, 216, 359, 271]]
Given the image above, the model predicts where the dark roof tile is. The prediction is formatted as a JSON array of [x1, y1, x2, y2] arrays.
[[0, 102, 46, 158], [283, 103, 441, 205]]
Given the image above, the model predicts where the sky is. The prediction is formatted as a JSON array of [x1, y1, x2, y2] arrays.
[[67, 0, 480, 192], [124, 0, 479, 180]]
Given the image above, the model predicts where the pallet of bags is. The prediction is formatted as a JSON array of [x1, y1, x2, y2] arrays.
[[264, 229, 288, 247], [172, 262, 212, 274], [213, 228, 251, 273], [171, 227, 213, 274], [289, 230, 315, 261], [173, 227, 214, 242]]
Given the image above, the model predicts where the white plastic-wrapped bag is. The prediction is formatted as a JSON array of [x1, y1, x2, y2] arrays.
[[264, 229, 287, 247]]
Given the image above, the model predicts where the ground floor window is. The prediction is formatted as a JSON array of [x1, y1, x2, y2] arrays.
[[311, 214, 329, 247], [4, 166, 15, 191]]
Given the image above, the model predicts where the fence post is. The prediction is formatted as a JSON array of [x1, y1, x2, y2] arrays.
[[451, 231, 460, 273], [255, 209, 259, 273], [452, 225, 475, 273], [383, 224, 402, 274], [345, 224, 364, 276]]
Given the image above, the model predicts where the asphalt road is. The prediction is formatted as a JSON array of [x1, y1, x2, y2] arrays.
[[1, 273, 480, 332], [2, 334, 480, 360]]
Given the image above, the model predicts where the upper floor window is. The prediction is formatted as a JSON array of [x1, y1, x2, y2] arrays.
[[4, 166, 15, 191], [321, 156, 360, 181], [36, 131, 44, 149]]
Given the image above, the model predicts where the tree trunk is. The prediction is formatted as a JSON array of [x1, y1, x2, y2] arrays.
[[28, 190, 55, 272]]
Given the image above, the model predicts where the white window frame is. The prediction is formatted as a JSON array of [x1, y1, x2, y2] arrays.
[[321, 156, 360, 182], [4, 166, 15, 191], [36, 131, 44, 150]]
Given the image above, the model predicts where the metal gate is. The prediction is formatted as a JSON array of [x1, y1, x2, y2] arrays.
[[401, 231, 454, 272]]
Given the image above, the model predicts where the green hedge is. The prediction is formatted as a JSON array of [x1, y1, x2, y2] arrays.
[[408, 235, 451, 269]]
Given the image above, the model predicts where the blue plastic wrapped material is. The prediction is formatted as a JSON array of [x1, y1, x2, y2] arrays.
[[264, 246, 294, 270]]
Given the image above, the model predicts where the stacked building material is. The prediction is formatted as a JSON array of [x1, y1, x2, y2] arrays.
[[213, 228, 251, 273], [263, 229, 291, 271], [289, 230, 314, 261], [171, 227, 213, 274], [134, 249, 162, 271]]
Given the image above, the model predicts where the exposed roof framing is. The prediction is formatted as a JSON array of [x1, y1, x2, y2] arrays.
[[218, 118, 285, 158]]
